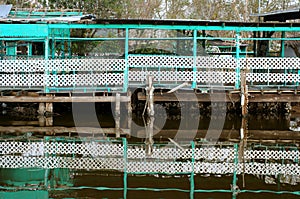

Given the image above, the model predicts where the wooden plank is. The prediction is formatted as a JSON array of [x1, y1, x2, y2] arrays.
[[248, 93, 300, 102], [137, 92, 300, 103], [137, 129, 300, 140], [0, 96, 130, 103], [0, 126, 130, 135], [137, 92, 240, 102]]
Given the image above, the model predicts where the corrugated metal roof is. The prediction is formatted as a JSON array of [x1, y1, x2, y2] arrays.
[[0, 4, 12, 18], [0, 14, 95, 23]]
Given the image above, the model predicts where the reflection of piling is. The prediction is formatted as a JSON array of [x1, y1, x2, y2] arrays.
[[239, 117, 248, 188], [145, 116, 154, 156], [240, 69, 248, 188], [145, 75, 155, 155]]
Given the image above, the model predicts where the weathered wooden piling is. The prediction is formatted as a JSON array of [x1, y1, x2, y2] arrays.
[[145, 75, 155, 155]]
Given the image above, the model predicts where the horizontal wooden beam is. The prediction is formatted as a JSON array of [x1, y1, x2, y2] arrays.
[[137, 129, 300, 141], [0, 96, 130, 103], [138, 92, 300, 103], [0, 126, 130, 135], [137, 92, 240, 102]]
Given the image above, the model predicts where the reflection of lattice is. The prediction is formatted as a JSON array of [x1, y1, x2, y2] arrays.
[[1, 141, 300, 175], [244, 150, 300, 160]]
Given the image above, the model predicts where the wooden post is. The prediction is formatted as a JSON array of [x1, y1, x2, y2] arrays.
[[38, 102, 45, 116], [45, 102, 53, 113], [145, 115, 154, 156], [146, 75, 155, 117], [241, 69, 248, 117], [115, 93, 121, 138], [145, 76, 155, 155], [38, 116, 45, 127]]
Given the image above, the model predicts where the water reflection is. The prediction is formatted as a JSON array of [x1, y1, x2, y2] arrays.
[[0, 103, 300, 199]]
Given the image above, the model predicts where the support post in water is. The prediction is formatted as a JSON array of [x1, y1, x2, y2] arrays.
[[146, 75, 155, 117], [240, 69, 248, 117], [115, 92, 121, 138], [38, 102, 45, 116], [145, 75, 155, 155]]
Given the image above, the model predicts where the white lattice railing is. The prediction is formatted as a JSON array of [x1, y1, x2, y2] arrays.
[[0, 56, 300, 90], [0, 140, 299, 175]]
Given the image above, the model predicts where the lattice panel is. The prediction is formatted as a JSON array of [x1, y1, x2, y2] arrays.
[[0, 60, 45, 72], [240, 163, 300, 175], [0, 156, 125, 170], [246, 73, 300, 83], [244, 149, 300, 160], [241, 57, 300, 70], [197, 56, 237, 69], [128, 56, 194, 68], [127, 161, 192, 173], [48, 59, 125, 72], [0, 74, 44, 87], [195, 162, 235, 174], [197, 71, 236, 84], [46, 73, 124, 87], [129, 70, 193, 83]]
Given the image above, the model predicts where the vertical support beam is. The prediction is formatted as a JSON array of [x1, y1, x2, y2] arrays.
[[44, 136, 50, 189], [253, 31, 257, 57], [45, 94, 53, 126], [45, 37, 49, 60], [115, 93, 121, 138], [192, 29, 197, 89], [190, 141, 195, 199], [6, 42, 16, 59], [38, 102, 45, 116], [127, 90, 132, 138], [123, 28, 129, 92], [235, 32, 241, 89], [280, 31, 285, 57], [232, 143, 239, 199], [122, 138, 128, 199], [27, 43, 32, 57], [45, 37, 50, 93]]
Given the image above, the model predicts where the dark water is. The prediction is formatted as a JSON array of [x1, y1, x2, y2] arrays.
[[0, 102, 300, 199]]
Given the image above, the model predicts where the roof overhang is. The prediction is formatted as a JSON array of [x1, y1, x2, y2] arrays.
[[251, 8, 300, 22]]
